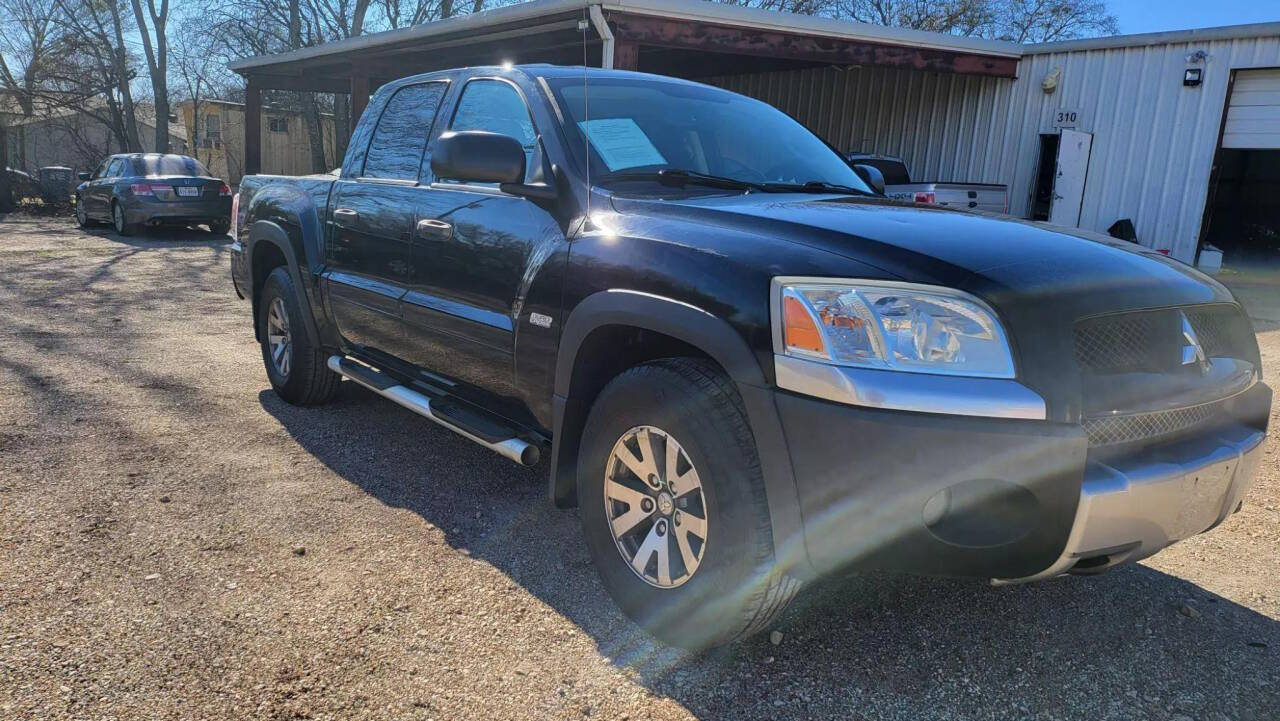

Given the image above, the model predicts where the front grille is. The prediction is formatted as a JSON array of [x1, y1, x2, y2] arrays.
[[1074, 304, 1254, 374], [1075, 304, 1255, 448], [1083, 400, 1228, 447]]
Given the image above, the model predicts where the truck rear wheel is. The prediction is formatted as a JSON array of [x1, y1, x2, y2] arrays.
[[258, 267, 340, 406], [577, 358, 800, 649]]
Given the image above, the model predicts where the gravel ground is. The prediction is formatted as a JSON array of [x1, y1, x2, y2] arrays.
[[1, 214, 1278, 721]]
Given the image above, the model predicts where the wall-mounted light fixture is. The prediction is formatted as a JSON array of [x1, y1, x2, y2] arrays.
[[1042, 67, 1061, 94], [1184, 68, 1203, 87]]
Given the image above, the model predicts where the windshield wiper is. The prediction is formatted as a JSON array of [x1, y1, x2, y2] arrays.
[[762, 180, 875, 196], [603, 169, 765, 192]]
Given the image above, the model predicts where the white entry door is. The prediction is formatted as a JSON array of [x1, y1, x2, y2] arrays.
[[1049, 129, 1093, 227]]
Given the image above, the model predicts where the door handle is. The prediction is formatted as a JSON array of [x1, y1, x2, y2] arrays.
[[332, 208, 359, 225], [416, 218, 453, 241]]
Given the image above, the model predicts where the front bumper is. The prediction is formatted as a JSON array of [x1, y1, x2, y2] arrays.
[[995, 421, 1266, 583], [773, 380, 1271, 581]]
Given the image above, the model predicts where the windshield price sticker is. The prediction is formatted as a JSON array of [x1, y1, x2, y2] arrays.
[[578, 118, 667, 171]]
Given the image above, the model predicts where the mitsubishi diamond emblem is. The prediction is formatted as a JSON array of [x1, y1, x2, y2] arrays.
[[1179, 311, 1210, 373]]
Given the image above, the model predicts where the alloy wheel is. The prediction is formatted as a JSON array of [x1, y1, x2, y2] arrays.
[[113, 204, 124, 233], [76, 201, 87, 226], [266, 297, 292, 378], [604, 425, 708, 588]]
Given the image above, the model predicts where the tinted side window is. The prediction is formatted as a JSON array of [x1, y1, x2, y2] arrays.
[[362, 83, 447, 180], [106, 159, 125, 177], [451, 80, 538, 182]]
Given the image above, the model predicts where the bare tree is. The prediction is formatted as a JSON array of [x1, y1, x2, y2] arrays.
[[730, 0, 1116, 41], [997, 0, 1117, 43], [128, 0, 171, 151], [0, 0, 58, 116]]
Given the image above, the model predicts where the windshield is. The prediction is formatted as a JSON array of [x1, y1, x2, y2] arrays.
[[129, 155, 211, 177], [546, 76, 871, 193]]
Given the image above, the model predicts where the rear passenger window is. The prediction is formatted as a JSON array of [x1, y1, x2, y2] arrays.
[[362, 83, 446, 180]]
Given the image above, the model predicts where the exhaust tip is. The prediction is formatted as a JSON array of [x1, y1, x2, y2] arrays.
[[520, 444, 541, 467]]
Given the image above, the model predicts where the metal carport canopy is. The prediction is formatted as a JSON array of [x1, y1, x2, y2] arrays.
[[226, 0, 1021, 173]]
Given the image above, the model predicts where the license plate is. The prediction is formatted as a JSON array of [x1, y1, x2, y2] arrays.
[[177, 186, 200, 197]]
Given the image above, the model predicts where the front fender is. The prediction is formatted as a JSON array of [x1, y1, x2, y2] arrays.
[[550, 289, 814, 579]]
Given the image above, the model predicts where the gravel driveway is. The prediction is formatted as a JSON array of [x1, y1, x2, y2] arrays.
[[2, 214, 1277, 721]]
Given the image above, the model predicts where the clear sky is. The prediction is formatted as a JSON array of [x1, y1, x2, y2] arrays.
[[1109, 0, 1280, 34]]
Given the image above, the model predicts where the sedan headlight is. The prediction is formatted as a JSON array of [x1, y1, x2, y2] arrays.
[[773, 278, 1015, 378]]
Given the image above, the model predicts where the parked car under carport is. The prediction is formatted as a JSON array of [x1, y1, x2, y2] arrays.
[[75, 153, 233, 236]]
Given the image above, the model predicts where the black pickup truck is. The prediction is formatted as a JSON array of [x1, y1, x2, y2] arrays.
[[231, 65, 1271, 648]]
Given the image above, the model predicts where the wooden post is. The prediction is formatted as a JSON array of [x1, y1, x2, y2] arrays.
[[244, 79, 262, 176], [613, 41, 639, 71], [350, 64, 371, 130]]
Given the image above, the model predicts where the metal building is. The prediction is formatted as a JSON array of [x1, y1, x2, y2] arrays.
[[229, 0, 1280, 264], [714, 23, 1280, 263]]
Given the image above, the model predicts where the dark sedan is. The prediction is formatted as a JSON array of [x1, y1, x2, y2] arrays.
[[75, 153, 233, 236]]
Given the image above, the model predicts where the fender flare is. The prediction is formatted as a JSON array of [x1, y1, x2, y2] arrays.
[[550, 289, 813, 578], [553, 289, 765, 396], [247, 220, 321, 349]]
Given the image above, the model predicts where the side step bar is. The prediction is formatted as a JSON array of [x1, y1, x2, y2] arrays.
[[326, 355, 540, 466]]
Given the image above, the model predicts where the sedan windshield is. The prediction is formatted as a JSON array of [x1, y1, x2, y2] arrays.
[[129, 155, 211, 177], [546, 76, 871, 194]]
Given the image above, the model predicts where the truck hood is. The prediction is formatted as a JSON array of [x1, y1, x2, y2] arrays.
[[608, 192, 1238, 417], [612, 192, 1231, 316]]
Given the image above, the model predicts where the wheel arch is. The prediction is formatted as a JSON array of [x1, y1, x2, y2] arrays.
[[550, 289, 765, 506], [247, 220, 320, 349], [550, 289, 813, 578]]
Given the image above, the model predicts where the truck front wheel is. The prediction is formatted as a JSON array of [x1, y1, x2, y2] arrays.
[[258, 267, 340, 406], [577, 358, 800, 649]]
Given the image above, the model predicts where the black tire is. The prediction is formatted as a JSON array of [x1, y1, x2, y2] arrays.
[[111, 201, 136, 236], [258, 267, 341, 406], [577, 358, 801, 649], [75, 198, 96, 228], [209, 218, 231, 236]]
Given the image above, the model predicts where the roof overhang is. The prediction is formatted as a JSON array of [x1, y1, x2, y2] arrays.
[[228, 0, 1021, 91]]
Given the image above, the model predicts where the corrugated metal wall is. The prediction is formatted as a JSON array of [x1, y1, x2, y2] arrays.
[[710, 33, 1280, 262], [710, 67, 1015, 187]]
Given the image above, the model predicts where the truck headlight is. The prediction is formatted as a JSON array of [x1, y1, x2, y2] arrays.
[[772, 278, 1016, 378]]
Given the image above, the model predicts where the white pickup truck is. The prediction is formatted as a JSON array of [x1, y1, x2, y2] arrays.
[[846, 152, 1008, 214]]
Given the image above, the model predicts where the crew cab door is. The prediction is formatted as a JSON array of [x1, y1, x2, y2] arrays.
[[402, 77, 565, 404], [322, 81, 448, 359]]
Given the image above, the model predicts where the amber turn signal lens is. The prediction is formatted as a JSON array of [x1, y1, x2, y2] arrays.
[[783, 295, 826, 354]]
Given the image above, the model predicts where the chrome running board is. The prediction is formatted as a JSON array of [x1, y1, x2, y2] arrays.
[[326, 355, 540, 466]]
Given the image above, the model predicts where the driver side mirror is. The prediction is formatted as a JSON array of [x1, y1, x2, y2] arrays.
[[77, 172, 91, 181], [430, 130, 557, 202], [852, 164, 885, 196], [432, 130, 525, 184]]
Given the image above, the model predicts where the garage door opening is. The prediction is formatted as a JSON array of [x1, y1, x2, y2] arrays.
[[1202, 149, 1280, 265]]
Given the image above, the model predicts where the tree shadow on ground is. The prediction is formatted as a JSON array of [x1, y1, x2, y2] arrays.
[[260, 385, 1279, 721]]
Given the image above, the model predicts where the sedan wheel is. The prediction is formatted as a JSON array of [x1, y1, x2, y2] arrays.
[[266, 297, 293, 378], [75, 200, 89, 227], [111, 203, 135, 236]]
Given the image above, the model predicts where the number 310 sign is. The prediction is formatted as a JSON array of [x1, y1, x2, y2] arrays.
[[1053, 108, 1081, 128]]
